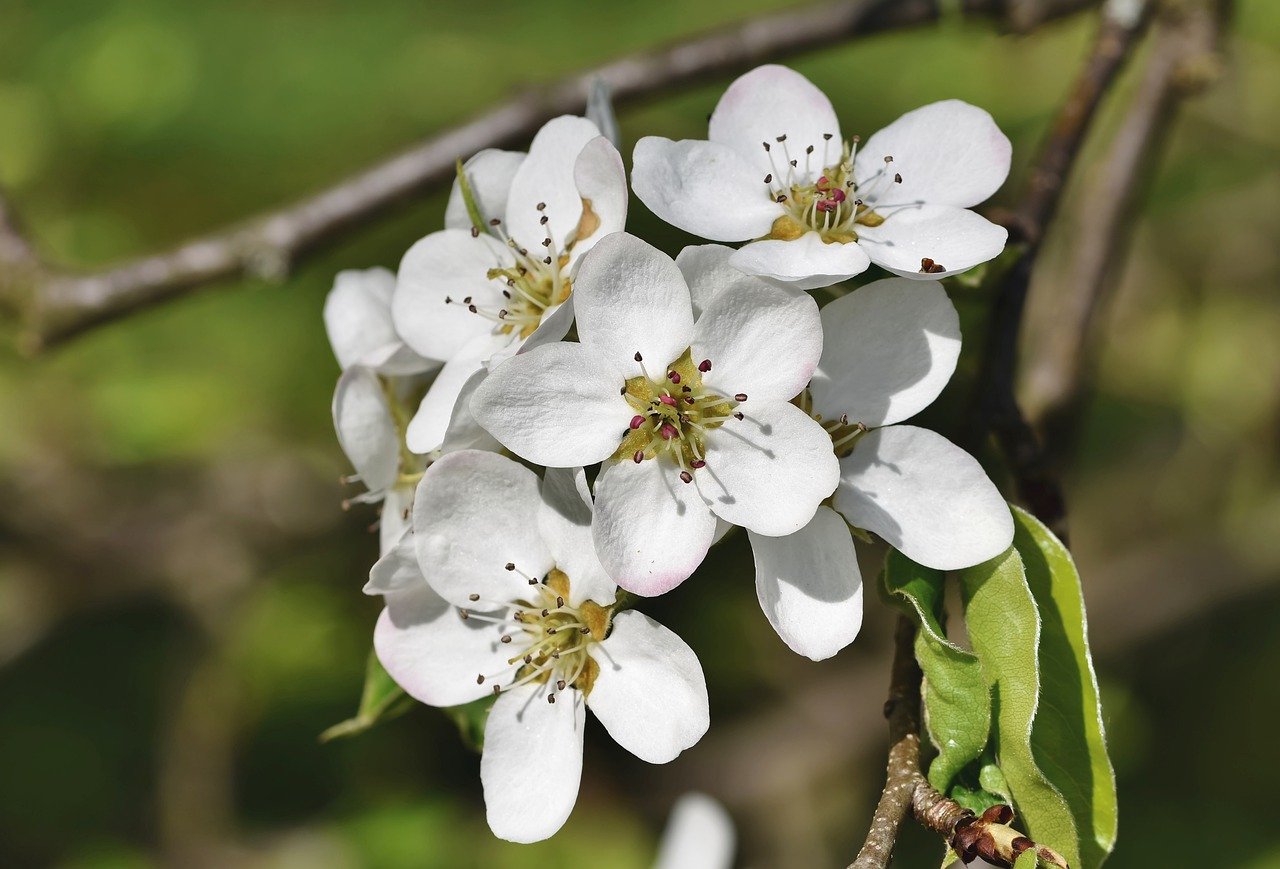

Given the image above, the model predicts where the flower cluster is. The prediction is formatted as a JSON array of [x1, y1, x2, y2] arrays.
[[324, 64, 1015, 842]]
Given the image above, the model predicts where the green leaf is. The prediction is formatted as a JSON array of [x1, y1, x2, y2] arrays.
[[950, 781, 1005, 815], [1014, 848, 1039, 869], [320, 650, 416, 743], [882, 550, 990, 792], [454, 158, 488, 235], [445, 695, 493, 752], [1013, 506, 1118, 867], [959, 546, 1080, 869]]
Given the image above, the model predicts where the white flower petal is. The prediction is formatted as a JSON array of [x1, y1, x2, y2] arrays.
[[692, 277, 821, 402], [748, 506, 862, 661], [856, 99, 1011, 209], [632, 137, 781, 241], [412, 451, 554, 607], [440, 368, 503, 455], [856, 204, 1007, 280], [444, 149, 526, 231], [834, 425, 1014, 570], [470, 342, 634, 467], [708, 64, 841, 183], [654, 793, 736, 869], [729, 233, 871, 291], [700, 400, 839, 536], [482, 682, 585, 844], [332, 366, 399, 494], [592, 457, 716, 596], [405, 331, 506, 454], [324, 267, 433, 374], [538, 467, 617, 607], [364, 529, 421, 595], [379, 486, 413, 556], [675, 243, 779, 317], [572, 232, 695, 377], [568, 136, 628, 263], [503, 115, 600, 251], [393, 229, 513, 361], [810, 277, 961, 427], [374, 584, 508, 707], [586, 610, 708, 763]]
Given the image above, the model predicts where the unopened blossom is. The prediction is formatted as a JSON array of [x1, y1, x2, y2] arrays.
[[632, 64, 1011, 289], [391, 115, 627, 454], [332, 366, 495, 552], [323, 266, 437, 375], [370, 450, 708, 843], [752, 268, 1013, 659], [470, 232, 839, 595]]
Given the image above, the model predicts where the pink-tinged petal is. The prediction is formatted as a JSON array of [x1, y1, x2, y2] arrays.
[[412, 451, 554, 607], [708, 64, 842, 183], [393, 228, 513, 361], [699, 400, 839, 536], [324, 267, 435, 374], [675, 243, 779, 317], [856, 99, 1011, 209], [572, 232, 694, 377], [692, 278, 821, 402], [586, 610, 709, 763], [834, 425, 1014, 570], [374, 584, 509, 708], [482, 682, 585, 843], [444, 149, 526, 231], [567, 136, 628, 264], [503, 115, 601, 251], [632, 137, 781, 241], [810, 278, 961, 427], [538, 467, 617, 608], [470, 342, 634, 467], [729, 233, 870, 291], [592, 457, 716, 596], [332, 366, 398, 494], [748, 506, 862, 661], [405, 331, 507, 455], [856, 204, 1007, 280]]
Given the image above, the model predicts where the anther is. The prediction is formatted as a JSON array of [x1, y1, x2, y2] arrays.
[[630, 415, 645, 430], [659, 394, 677, 406], [633, 450, 645, 463], [735, 393, 748, 402], [557, 680, 566, 690], [680, 470, 693, 484], [660, 423, 678, 440], [634, 351, 643, 362], [541, 238, 552, 247], [467, 304, 477, 313], [668, 370, 681, 384], [539, 215, 549, 225], [883, 155, 893, 163], [789, 159, 797, 167], [894, 173, 902, 183], [698, 358, 712, 372], [468, 593, 480, 601], [500, 635, 512, 644], [823, 132, 833, 140], [492, 685, 501, 696], [620, 385, 627, 395], [459, 609, 469, 620], [556, 596, 564, 607], [444, 296, 452, 304], [476, 674, 485, 684], [543, 256, 552, 265], [470, 226, 479, 238], [733, 412, 744, 420], [776, 134, 787, 142], [537, 202, 546, 211], [548, 693, 556, 704], [762, 141, 771, 152], [764, 173, 772, 184], [505, 562, 515, 571], [489, 218, 501, 226], [805, 145, 814, 154], [919, 258, 946, 274], [690, 459, 706, 469], [776, 194, 787, 203]]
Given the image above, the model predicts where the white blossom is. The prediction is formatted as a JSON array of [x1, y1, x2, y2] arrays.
[[470, 232, 838, 595], [323, 266, 437, 375], [632, 64, 1011, 289], [391, 116, 627, 454], [370, 451, 709, 843]]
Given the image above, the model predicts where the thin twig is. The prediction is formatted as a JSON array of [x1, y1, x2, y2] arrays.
[[0, 0, 1106, 351], [849, 615, 924, 869], [1023, 0, 1231, 460], [971, 0, 1153, 536]]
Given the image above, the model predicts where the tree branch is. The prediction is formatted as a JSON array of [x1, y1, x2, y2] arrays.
[[0, 0, 1105, 351], [971, 0, 1152, 536], [1022, 0, 1231, 460]]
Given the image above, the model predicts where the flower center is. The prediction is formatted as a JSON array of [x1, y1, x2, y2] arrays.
[[466, 568, 609, 703], [611, 349, 744, 481], [758, 134, 901, 245]]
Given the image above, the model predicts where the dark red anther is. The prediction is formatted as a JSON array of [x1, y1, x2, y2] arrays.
[[734, 393, 747, 402], [629, 415, 645, 430], [659, 394, 677, 406], [698, 359, 712, 372], [829, 188, 846, 203], [632, 450, 645, 463], [679, 471, 693, 483], [667, 370, 681, 384], [660, 423, 678, 440], [690, 460, 706, 469]]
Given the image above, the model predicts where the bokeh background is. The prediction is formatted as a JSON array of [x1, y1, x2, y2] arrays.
[[1, 1, 1278, 867]]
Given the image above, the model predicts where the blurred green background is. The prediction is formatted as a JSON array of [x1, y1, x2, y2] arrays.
[[1, 1, 1278, 867]]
